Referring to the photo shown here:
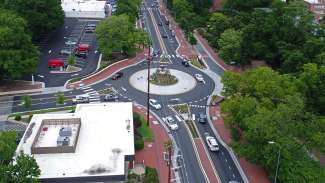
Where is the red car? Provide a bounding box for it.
[75,44,91,52]
[48,59,65,68]
[111,72,123,80]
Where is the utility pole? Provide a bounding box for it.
[147,45,151,126]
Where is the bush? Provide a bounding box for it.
[14,114,21,121]
[28,115,33,123]
[135,136,144,150]
[56,92,65,105]
[143,167,159,183]
[231,127,241,142]
[22,95,32,109]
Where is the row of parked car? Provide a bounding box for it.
[48,24,96,69]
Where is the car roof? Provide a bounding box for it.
[207,137,218,146]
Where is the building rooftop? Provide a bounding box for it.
[61,0,107,18]
[15,103,134,182]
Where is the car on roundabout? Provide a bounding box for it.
[181,59,190,67]
[204,132,219,151]
[149,99,161,110]
[111,72,123,80]
[163,116,178,130]
[195,73,204,82]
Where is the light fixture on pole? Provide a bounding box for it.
[268,141,281,183]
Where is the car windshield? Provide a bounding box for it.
[167,117,175,124]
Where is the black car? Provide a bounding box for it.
[75,51,87,59]
[111,72,123,80]
[158,21,163,26]
[104,93,119,101]
[162,33,168,38]
[198,113,207,123]
[182,60,190,67]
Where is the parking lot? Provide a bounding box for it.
[34,18,101,87]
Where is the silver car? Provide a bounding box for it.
[204,132,219,151]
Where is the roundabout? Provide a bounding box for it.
[129,68,197,95]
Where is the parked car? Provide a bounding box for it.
[65,38,78,46]
[59,49,72,55]
[198,113,207,123]
[149,99,161,110]
[111,72,123,80]
[104,93,119,101]
[75,44,91,52]
[195,74,204,82]
[163,116,178,130]
[72,94,90,104]
[181,60,190,67]
[204,132,219,151]
[48,59,65,69]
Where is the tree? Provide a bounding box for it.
[221,67,325,182]
[116,0,141,22]
[224,0,273,12]
[218,29,247,65]
[67,55,76,66]
[0,131,40,183]
[172,0,196,32]
[22,95,32,109]
[0,132,17,165]
[0,0,64,39]
[96,14,148,58]
[0,9,39,80]
[206,13,230,48]
[188,32,197,46]
[56,92,65,105]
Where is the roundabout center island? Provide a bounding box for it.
[129,68,197,95]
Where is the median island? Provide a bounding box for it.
[149,67,178,86]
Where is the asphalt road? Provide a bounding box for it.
[9,1,245,183]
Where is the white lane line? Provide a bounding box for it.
[83,88,94,92]
[80,86,90,89]
[87,91,98,94]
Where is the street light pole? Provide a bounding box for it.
[147,45,151,126]
[269,141,281,183]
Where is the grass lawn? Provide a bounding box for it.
[98,87,114,94]
[135,113,154,142]
[173,104,189,114]
[150,72,178,86]
[190,58,206,69]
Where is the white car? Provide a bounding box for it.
[163,116,178,130]
[72,94,90,104]
[204,132,219,151]
[149,99,161,110]
[195,74,204,82]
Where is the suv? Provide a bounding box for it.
[204,132,219,151]
[153,49,160,56]
[72,94,90,104]
[149,99,161,110]
[198,113,207,123]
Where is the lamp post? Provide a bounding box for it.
[146,45,151,126]
[268,141,281,183]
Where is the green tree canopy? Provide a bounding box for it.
[205,12,230,48]
[221,67,325,182]
[0,131,17,165]
[0,9,39,80]
[116,0,141,22]
[96,14,149,58]
[0,0,64,39]
[218,29,247,65]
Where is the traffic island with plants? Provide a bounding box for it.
[133,112,154,151]
[150,68,178,86]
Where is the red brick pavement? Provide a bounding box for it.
[133,105,171,183]
[209,105,271,183]
[66,49,148,89]
[194,139,220,183]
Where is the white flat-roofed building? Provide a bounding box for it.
[15,102,134,183]
[61,0,108,19]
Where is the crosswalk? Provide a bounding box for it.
[79,86,101,103]
[154,54,185,59]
